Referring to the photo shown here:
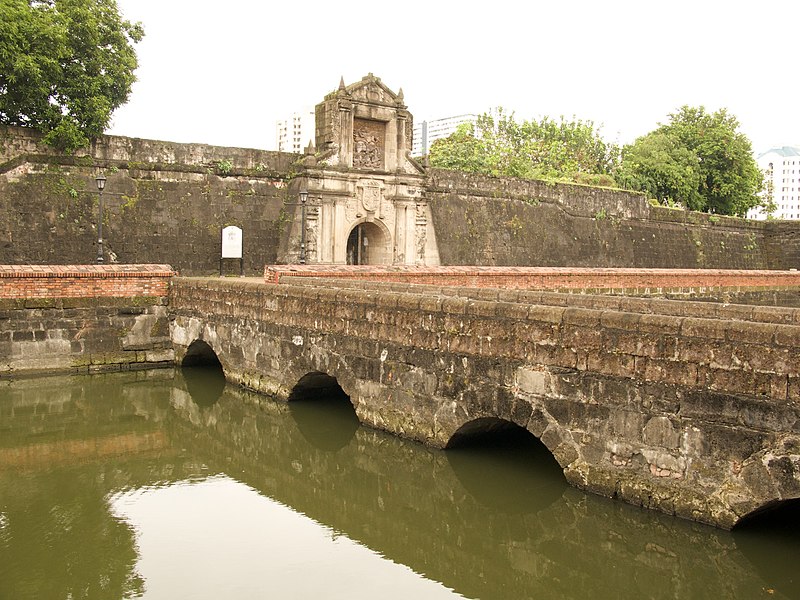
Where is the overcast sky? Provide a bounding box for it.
[108,0,799,154]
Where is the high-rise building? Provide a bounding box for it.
[412,114,478,156]
[748,146,800,220]
[275,108,315,153]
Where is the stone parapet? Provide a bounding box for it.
[264,264,800,296]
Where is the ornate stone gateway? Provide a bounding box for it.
[289,74,439,266]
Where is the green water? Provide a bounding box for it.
[0,369,797,600]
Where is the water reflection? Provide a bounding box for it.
[0,371,798,600]
[734,501,800,598]
[446,426,564,515]
[182,366,226,408]
[288,374,359,452]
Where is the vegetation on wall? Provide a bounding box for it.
[617,106,763,217]
[0,0,144,153]
[428,109,619,186]
[428,105,766,217]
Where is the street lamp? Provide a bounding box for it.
[299,188,308,264]
[95,172,107,264]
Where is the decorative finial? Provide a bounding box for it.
[398,87,404,100]
[338,76,346,91]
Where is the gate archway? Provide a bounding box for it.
[346,221,391,265]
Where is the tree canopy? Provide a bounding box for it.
[0,0,144,152]
[428,110,619,186]
[618,106,763,216]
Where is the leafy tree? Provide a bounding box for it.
[0,0,144,153]
[616,132,704,210]
[429,109,619,185]
[618,106,763,216]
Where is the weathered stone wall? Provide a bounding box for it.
[0,265,174,376]
[427,169,790,269]
[0,126,298,275]
[4,126,800,273]
[170,277,800,529]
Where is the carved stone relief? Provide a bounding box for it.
[415,202,428,263]
[353,118,385,169]
[357,179,383,213]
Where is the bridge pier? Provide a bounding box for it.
[169,277,800,529]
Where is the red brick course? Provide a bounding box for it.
[0,264,175,298]
[264,265,800,292]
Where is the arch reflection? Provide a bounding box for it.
[288,372,359,451]
[446,418,566,514]
[181,340,225,408]
[734,499,800,597]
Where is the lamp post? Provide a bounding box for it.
[95,172,107,264]
[299,188,308,264]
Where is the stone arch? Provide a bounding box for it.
[182,339,223,371]
[729,437,800,528]
[445,416,566,514]
[288,371,360,451]
[179,339,226,408]
[288,371,352,405]
[446,416,525,449]
[346,219,392,265]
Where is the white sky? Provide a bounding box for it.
[108,0,800,154]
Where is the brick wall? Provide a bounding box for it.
[0,264,175,376]
[0,264,174,299]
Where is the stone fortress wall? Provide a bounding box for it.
[2,125,800,274]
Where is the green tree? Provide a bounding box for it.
[429,109,619,185]
[618,106,763,216]
[0,0,144,153]
[616,132,704,210]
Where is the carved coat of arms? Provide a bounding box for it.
[357,179,383,213]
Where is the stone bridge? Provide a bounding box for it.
[169,275,800,529]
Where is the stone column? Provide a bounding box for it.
[338,101,353,168]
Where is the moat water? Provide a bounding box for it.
[0,369,797,599]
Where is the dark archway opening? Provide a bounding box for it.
[180,340,225,408]
[288,372,359,451]
[734,499,800,597]
[446,417,566,514]
[346,221,389,265]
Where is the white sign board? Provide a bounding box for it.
[221,226,243,258]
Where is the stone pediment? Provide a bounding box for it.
[324,73,406,109]
[316,74,421,174]
[345,74,405,108]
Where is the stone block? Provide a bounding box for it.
[638,313,683,335]
[515,366,549,396]
[642,416,680,449]
[586,351,635,379]
[608,409,644,443]
[527,304,565,324]
[681,318,727,341]
[599,311,640,331]
[697,366,775,398]
[636,357,698,387]
[726,321,776,345]
[562,324,604,350]
[465,300,496,318]
[562,307,601,328]
[774,324,800,347]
